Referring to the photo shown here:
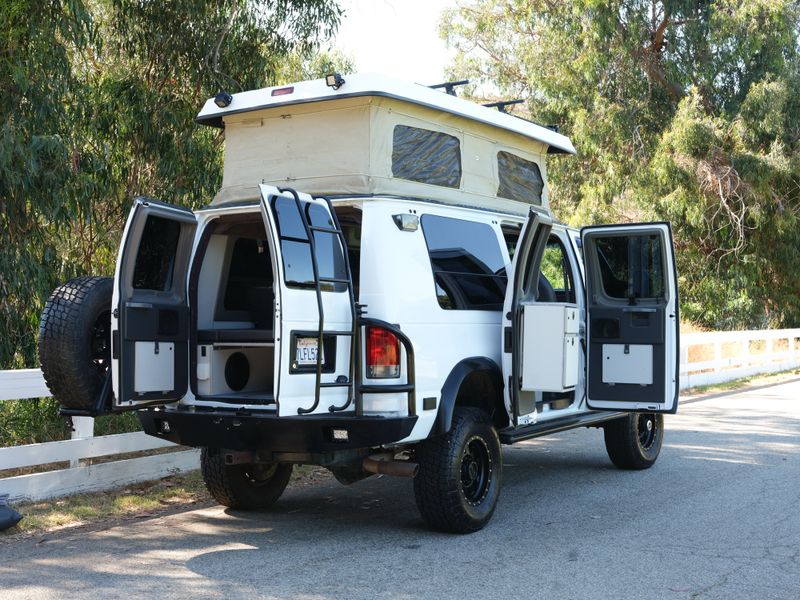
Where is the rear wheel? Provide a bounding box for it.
[201,448,293,510]
[603,413,664,470]
[414,407,502,533]
[38,276,113,410]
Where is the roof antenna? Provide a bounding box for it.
[429,79,470,96]
[482,99,525,114]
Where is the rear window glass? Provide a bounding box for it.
[271,196,347,292]
[392,125,461,188]
[497,152,544,204]
[593,234,666,300]
[132,215,181,291]
[421,215,506,311]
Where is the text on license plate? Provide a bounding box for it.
[295,337,323,366]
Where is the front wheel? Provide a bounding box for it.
[603,413,664,470]
[414,408,503,533]
[201,448,293,510]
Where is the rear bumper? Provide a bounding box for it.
[138,407,418,455]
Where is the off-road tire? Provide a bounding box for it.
[201,448,293,510]
[414,407,502,533]
[38,276,113,410]
[604,413,664,470]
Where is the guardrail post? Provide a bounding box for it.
[714,340,722,374]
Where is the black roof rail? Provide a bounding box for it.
[429,79,470,96]
[482,99,525,113]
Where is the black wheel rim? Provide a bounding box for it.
[637,414,658,450]
[90,310,112,376]
[460,435,492,506]
[244,463,278,487]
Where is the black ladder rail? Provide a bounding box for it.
[318,195,359,413]
[278,187,327,415]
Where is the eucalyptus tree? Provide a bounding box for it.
[442,0,800,328]
[0,0,342,369]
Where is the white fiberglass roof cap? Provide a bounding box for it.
[196,72,576,155]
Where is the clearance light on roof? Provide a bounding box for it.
[325,73,345,90]
[271,86,294,97]
[366,326,400,379]
[214,91,233,108]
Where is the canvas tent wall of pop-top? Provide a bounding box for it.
[196,74,576,216]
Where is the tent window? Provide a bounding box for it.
[391,125,461,188]
[497,151,544,204]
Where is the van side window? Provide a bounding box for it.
[497,152,544,205]
[392,125,461,188]
[271,196,347,292]
[132,215,181,291]
[421,215,506,311]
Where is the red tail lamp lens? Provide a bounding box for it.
[366,326,400,378]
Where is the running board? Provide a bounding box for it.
[499,411,626,445]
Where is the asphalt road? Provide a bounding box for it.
[2,380,799,600]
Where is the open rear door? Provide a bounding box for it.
[259,185,355,416]
[582,223,679,413]
[112,198,197,409]
[501,208,553,426]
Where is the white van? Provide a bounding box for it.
[39,74,679,533]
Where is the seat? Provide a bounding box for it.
[537,273,557,302]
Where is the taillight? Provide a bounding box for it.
[366,326,400,378]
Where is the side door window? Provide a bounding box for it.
[538,236,576,303]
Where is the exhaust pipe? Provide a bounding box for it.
[362,454,419,478]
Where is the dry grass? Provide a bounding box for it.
[0,464,329,543]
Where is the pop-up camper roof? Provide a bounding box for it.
[196,73,576,214]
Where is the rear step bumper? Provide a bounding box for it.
[138,408,418,455]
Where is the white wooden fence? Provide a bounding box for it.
[1,370,199,503]
[2,328,800,503]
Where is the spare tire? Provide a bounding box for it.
[38,276,113,410]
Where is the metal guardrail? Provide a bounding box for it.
[2,328,799,502]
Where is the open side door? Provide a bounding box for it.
[112,198,197,409]
[259,185,355,416]
[582,223,679,413]
[501,209,553,426]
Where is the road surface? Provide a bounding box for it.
[2,380,799,599]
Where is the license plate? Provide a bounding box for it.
[295,337,323,366]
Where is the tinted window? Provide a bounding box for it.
[594,234,665,300]
[421,215,506,310]
[223,238,273,311]
[392,125,461,188]
[132,215,181,291]
[497,152,544,204]
[271,196,347,292]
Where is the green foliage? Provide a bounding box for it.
[1,0,342,443]
[0,0,342,370]
[443,0,800,329]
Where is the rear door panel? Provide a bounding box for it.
[112,199,197,409]
[582,223,679,413]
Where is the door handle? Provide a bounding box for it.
[127,302,154,309]
[622,307,656,313]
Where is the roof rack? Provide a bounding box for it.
[428,79,470,96]
[482,99,525,114]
